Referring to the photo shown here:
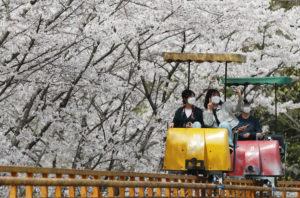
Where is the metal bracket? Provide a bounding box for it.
[185,158,205,170]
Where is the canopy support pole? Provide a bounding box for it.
[274,84,278,133]
[243,85,248,99]
[188,61,191,90]
[224,62,228,101]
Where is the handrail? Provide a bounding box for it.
[225,178,300,186]
[0,165,198,180]
[278,181,300,186]
[2,166,300,186]
[1,165,300,197]
[0,177,300,192]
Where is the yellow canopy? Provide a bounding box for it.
[163,52,246,63]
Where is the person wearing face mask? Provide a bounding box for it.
[203,88,243,150]
[236,101,263,140]
[169,89,204,128]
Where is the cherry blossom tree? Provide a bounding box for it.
[0,0,299,172]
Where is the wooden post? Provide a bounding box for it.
[55,173,62,198]
[68,174,75,198]
[156,178,162,197]
[250,190,256,198]
[187,179,192,197]
[129,176,135,197]
[297,183,300,198]
[218,186,225,198]
[180,179,185,197]
[138,177,145,197]
[80,175,88,197]
[40,173,48,197]
[108,176,114,197]
[25,173,33,198]
[147,177,153,197]
[206,181,212,197]
[119,176,125,198]
[9,172,17,198]
[173,179,178,197]
[296,183,300,198]
[282,190,286,198]
[91,175,101,198]
[165,178,171,197]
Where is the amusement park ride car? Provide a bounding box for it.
[162,52,294,183]
[226,76,293,179]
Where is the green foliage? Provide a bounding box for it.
[285,142,300,180]
[132,102,148,115]
[270,0,300,10]
[278,67,300,103]
[225,87,235,98]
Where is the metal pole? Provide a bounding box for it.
[243,85,248,99]
[224,62,228,101]
[188,61,191,90]
[275,84,278,133]
[233,133,238,172]
[284,132,287,180]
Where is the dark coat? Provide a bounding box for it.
[173,106,204,128]
[237,115,262,140]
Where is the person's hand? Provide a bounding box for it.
[237,124,248,132]
[243,133,250,138]
[169,123,174,128]
[207,102,214,111]
[237,127,245,132]
[256,133,263,139]
[186,122,192,128]
[235,87,242,98]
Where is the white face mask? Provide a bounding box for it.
[211,96,221,104]
[187,97,196,105]
[243,106,251,114]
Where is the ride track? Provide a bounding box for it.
[0,165,299,197]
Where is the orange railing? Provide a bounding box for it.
[0,166,200,197]
[0,166,300,197]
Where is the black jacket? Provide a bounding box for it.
[237,115,262,140]
[173,106,204,128]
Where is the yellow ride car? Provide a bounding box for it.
[163,128,231,173]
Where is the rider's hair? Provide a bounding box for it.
[204,89,220,109]
[181,89,195,104]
